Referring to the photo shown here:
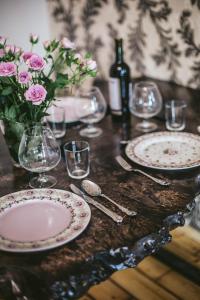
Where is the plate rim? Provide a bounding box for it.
[0,189,91,253]
[125,131,200,171]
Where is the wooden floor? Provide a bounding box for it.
[80,226,200,300]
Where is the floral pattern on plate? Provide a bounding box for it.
[0,189,91,252]
[125,131,200,170]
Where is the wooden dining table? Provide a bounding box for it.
[0,79,199,300]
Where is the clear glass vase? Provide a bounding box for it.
[2,120,26,166]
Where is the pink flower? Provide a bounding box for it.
[0,62,17,77]
[5,44,15,54]
[27,54,45,71]
[30,33,39,44]
[74,53,83,63]
[61,37,75,49]
[14,47,22,55]
[0,49,5,58]
[86,59,97,71]
[25,84,47,105]
[43,40,51,50]
[18,71,32,84]
[0,36,6,46]
[22,51,34,62]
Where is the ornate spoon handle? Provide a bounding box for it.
[70,184,123,223]
[101,194,137,217]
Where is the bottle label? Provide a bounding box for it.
[108,78,122,115]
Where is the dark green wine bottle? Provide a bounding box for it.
[109,38,131,122]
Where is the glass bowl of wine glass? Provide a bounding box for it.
[18,125,61,188]
[129,81,162,132]
[76,86,107,138]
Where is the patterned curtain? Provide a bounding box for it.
[48,0,200,89]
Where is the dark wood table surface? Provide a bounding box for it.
[0,79,199,300]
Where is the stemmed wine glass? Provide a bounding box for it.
[18,125,61,188]
[129,81,162,132]
[76,86,107,138]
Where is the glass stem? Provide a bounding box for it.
[87,124,93,129]
[142,119,150,128]
[38,173,47,183]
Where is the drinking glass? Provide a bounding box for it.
[130,81,162,132]
[63,141,90,179]
[76,86,107,138]
[18,125,61,188]
[46,105,66,138]
[165,100,187,131]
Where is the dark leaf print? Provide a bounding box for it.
[49,0,78,41]
[81,0,107,78]
[114,0,129,24]
[188,61,200,88]
[81,0,108,29]
[128,11,146,73]
[140,0,181,81]
[138,0,157,12]
[177,10,200,57]
[190,0,200,9]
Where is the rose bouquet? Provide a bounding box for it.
[0,34,97,163]
[0,34,97,124]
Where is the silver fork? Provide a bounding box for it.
[115,155,170,186]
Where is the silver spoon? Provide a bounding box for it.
[81,180,137,217]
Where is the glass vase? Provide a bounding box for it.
[2,120,26,166]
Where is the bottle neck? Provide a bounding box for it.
[115,39,123,63]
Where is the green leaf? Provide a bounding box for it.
[55,73,69,88]
[1,86,13,96]
[8,105,17,119]
[85,53,92,59]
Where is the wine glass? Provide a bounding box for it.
[18,125,61,188]
[130,81,162,132]
[76,86,107,138]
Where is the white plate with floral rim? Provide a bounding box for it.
[0,189,91,252]
[125,131,200,171]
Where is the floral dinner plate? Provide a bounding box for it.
[0,189,91,252]
[125,131,200,170]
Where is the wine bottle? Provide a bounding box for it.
[108,38,131,122]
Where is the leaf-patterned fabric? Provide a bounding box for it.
[48,0,200,89]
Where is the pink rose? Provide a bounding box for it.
[0,49,5,58]
[18,71,32,84]
[14,47,22,55]
[0,36,6,46]
[5,44,15,54]
[74,53,83,63]
[61,37,75,49]
[22,51,34,62]
[27,54,45,71]
[43,40,51,50]
[0,62,17,77]
[25,84,47,105]
[86,59,97,71]
[30,33,39,44]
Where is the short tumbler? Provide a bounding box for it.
[64,141,90,179]
[165,100,187,131]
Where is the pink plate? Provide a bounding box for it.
[0,189,91,252]
[47,97,91,123]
